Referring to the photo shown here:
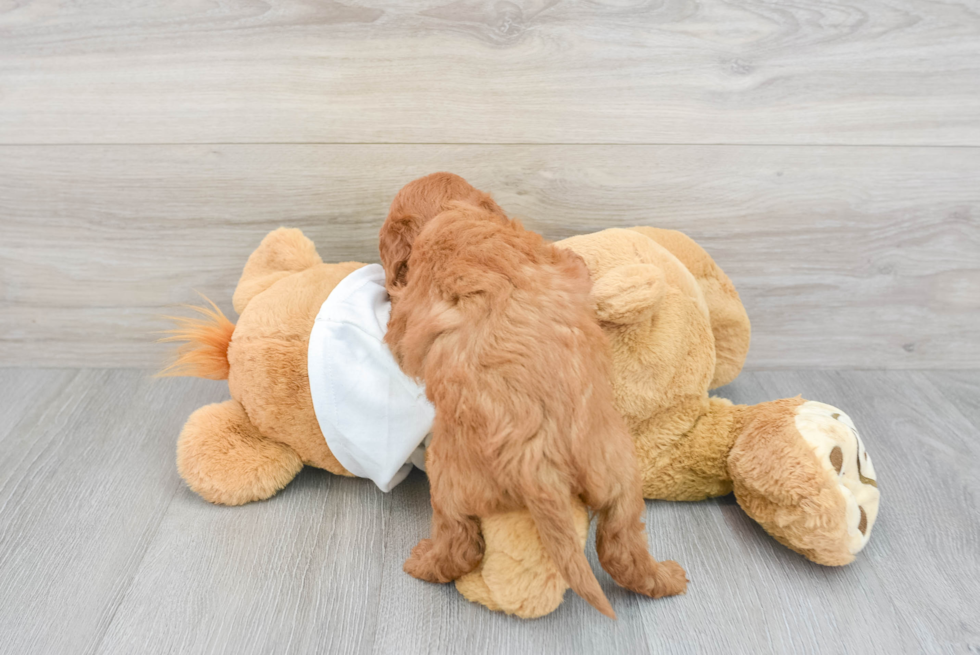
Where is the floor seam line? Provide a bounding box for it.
[88,478,183,655]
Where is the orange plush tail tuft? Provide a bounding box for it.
[157,295,235,380]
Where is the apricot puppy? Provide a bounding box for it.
[379,178,687,618]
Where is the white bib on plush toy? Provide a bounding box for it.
[308,264,435,492]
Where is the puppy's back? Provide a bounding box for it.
[407,207,614,454]
[401,206,630,617]
[410,207,592,310]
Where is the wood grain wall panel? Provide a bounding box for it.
[1,144,977,368]
[0,0,978,145]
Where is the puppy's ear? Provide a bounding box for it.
[591,264,666,325]
[477,192,506,218]
[379,212,422,289]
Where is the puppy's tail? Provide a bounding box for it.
[156,295,235,380]
[525,488,616,619]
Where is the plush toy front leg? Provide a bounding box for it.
[177,399,304,506]
[455,501,589,619]
[728,398,880,566]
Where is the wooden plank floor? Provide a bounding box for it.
[0,368,977,655]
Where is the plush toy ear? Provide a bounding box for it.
[591,264,666,325]
[378,212,423,290]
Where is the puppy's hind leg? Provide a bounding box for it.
[404,433,485,584]
[593,487,687,598]
[587,437,688,599]
[404,504,484,584]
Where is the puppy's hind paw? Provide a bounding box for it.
[403,539,455,584]
[652,560,688,598]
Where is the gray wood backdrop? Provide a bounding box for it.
[1,0,978,368]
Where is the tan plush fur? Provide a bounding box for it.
[728,397,857,566]
[456,220,875,615]
[177,399,303,506]
[226,257,359,476]
[164,182,877,619]
[379,202,687,618]
[453,499,590,618]
[626,226,751,389]
[167,228,358,507]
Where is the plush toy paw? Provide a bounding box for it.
[729,398,881,566]
[455,504,590,618]
[794,401,880,557]
[176,399,303,506]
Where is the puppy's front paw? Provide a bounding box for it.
[652,560,688,598]
[403,539,444,583]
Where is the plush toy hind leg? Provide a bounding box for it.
[177,399,304,506]
[232,227,323,314]
[728,398,880,565]
[455,501,589,618]
[627,226,751,389]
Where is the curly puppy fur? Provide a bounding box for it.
[379,173,687,618]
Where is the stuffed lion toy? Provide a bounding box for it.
[162,200,879,619]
